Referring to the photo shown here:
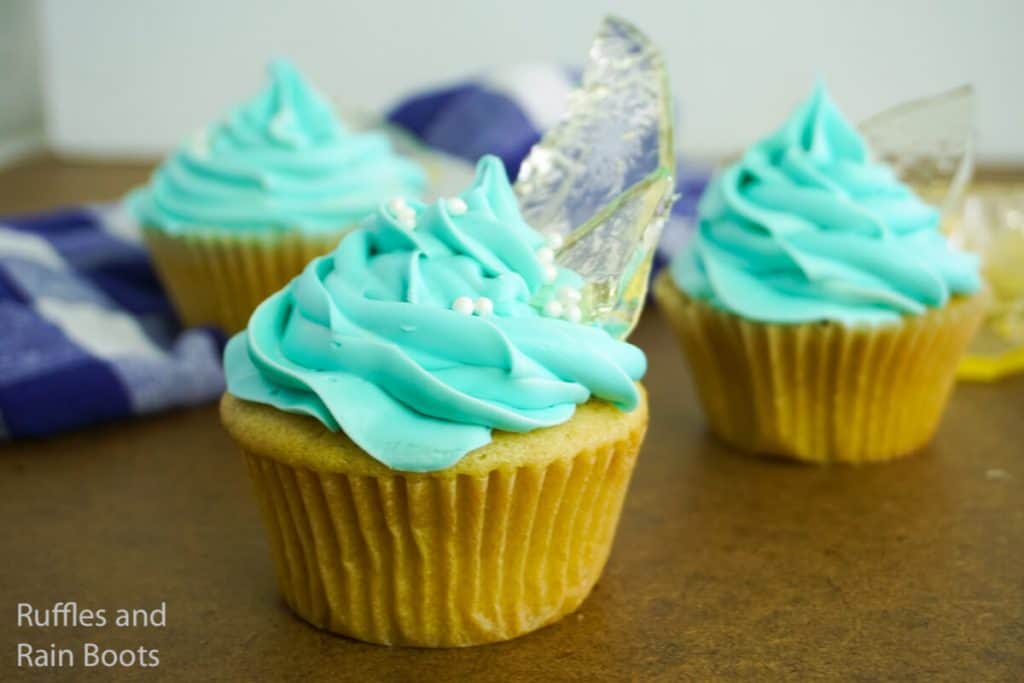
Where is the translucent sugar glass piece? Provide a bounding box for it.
[557,171,675,337]
[947,182,1024,380]
[515,15,676,338]
[859,85,975,213]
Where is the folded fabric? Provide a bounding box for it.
[389,64,579,179]
[0,206,225,438]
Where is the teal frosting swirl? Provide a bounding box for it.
[224,156,646,472]
[670,83,980,325]
[130,59,425,233]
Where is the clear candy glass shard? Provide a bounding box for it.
[858,84,975,213]
[557,173,676,337]
[515,15,676,339]
[947,182,1024,380]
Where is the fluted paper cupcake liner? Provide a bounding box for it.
[655,273,986,464]
[241,436,641,646]
[144,227,347,333]
[223,391,647,648]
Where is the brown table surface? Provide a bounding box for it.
[1,157,1022,682]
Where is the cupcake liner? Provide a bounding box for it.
[241,448,635,646]
[655,273,986,464]
[224,393,647,647]
[144,227,347,333]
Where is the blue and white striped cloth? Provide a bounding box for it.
[1,64,708,439]
[389,64,580,180]
[0,206,225,438]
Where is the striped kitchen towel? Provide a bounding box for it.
[389,64,580,180]
[0,205,224,438]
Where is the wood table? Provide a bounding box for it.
[1,158,1022,681]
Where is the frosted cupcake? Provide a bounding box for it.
[655,84,985,464]
[130,59,425,333]
[221,156,648,646]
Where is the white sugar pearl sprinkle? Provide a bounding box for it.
[452,296,475,315]
[543,300,564,318]
[542,264,558,284]
[565,304,582,324]
[388,197,408,213]
[545,232,564,249]
[446,197,468,215]
[557,286,581,303]
[473,297,494,316]
[536,246,555,264]
[398,214,417,230]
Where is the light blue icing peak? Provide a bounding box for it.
[670,82,981,325]
[130,59,425,233]
[225,156,646,472]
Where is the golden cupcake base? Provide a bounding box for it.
[220,388,648,647]
[655,273,986,464]
[143,227,346,334]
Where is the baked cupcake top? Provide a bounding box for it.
[129,59,425,234]
[670,83,981,325]
[224,156,646,472]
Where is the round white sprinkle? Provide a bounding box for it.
[446,197,468,215]
[542,264,558,284]
[545,232,564,249]
[543,300,564,318]
[474,297,494,316]
[388,197,408,213]
[536,246,555,264]
[565,304,582,324]
[452,296,475,315]
[398,213,417,230]
[557,286,581,303]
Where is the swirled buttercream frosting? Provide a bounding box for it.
[670,83,981,325]
[224,156,646,471]
[130,59,425,233]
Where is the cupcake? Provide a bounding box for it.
[220,156,649,646]
[130,59,426,333]
[655,83,985,464]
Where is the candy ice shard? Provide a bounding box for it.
[515,15,676,338]
[859,84,975,213]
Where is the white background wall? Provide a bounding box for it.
[0,0,43,164]
[35,0,1024,163]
